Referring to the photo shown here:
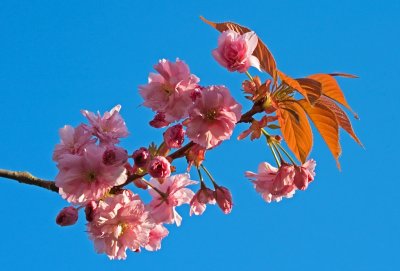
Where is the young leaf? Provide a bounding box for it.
[318,96,363,146]
[308,73,358,118]
[277,100,313,163]
[277,71,311,103]
[298,99,341,169]
[200,16,277,79]
[295,78,322,104]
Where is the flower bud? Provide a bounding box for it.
[132,147,150,167]
[56,206,78,226]
[147,156,171,178]
[214,186,233,214]
[149,112,170,128]
[85,201,97,222]
[163,124,185,149]
[103,146,128,166]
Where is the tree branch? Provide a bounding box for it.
[0,102,265,193]
[0,169,58,192]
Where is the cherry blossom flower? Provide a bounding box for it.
[294,159,316,190]
[149,112,170,128]
[55,144,127,204]
[147,156,171,179]
[245,162,296,203]
[53,124,95,162]
[56,206,78,226]
[81,105,128,145]
[163,124,185,149]
[212,30,260,73]
[145,224,169,251]
[132,147,151,168]
[184,85,242,149]
[102,146,128,167]
[189,187,216,216]
[148,174,197,226]
[139,59,200,123]
[214,186,233,214]
[87,190,155,260]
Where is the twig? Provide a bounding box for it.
[0,169,58,192]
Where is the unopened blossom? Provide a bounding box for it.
[149,112,170,128]
[81,105,128,145]
[56,206,78,226]
[212,30,260,73]
[145,224,169,251]
[147,156,171,179]
[87,190,155,260]
[55,144,127,204]
[184,85,242,149]
[103,146,128,166]
[148,174,197,226]
[163,124,185,149]
[53,124,95,162]
[190,187,216,216]
[132,147,151,168]
[85,201,97,222]
[245,162,296,203]
[294,159,316,190]
[139,59,200,123]
[215,186,233,214]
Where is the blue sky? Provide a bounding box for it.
[0,0,399,270]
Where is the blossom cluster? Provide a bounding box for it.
[53,28,319,260]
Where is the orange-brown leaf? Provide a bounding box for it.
[295,78,322,104]
[200,16,277,79]
[277,100,313,163]
[318,96,363,146]
[329,73,358,78]
[298,99,341,168]
[307,73,357,118]
[277,71,310,103]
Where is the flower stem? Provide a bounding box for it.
[196,166,206,188]
[245,71,254,82]
[274,142,298,165]
[200,164,218,187]
[141,179,166,198]
[261,128,281,167]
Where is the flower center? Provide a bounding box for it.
[204,108,218,120]
[86,171,97,182]
[162,83,175,95]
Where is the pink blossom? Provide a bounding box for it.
[53,124,95,162]
[139,59,200,123]
[103,146,128,166]
[245,162,296,203]
[145,224,169,251]
[212,30,260,73]
[55,144,127,204]
[132,147,151,168]
[85,201,97,222]
[215,186,233,214]
[163,124,185,148]
[149,112,170,128]
[294,159,316,190]
[184,85,242,149]
[148,174,197,226]
[87,190,155,260]
[56,206,78,226]
[81,105,128,145]
[147,156,171,179]
[190,187,216,216]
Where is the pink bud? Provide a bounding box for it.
[147,156,171,178]
[214,186,233,214]
[149,112,170,128]
[132,147,150,167]
[56,206,78,226]
[85,201,97,222]
[294,159,316,190]
[163,124,185,149]
[103,146,128,166]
